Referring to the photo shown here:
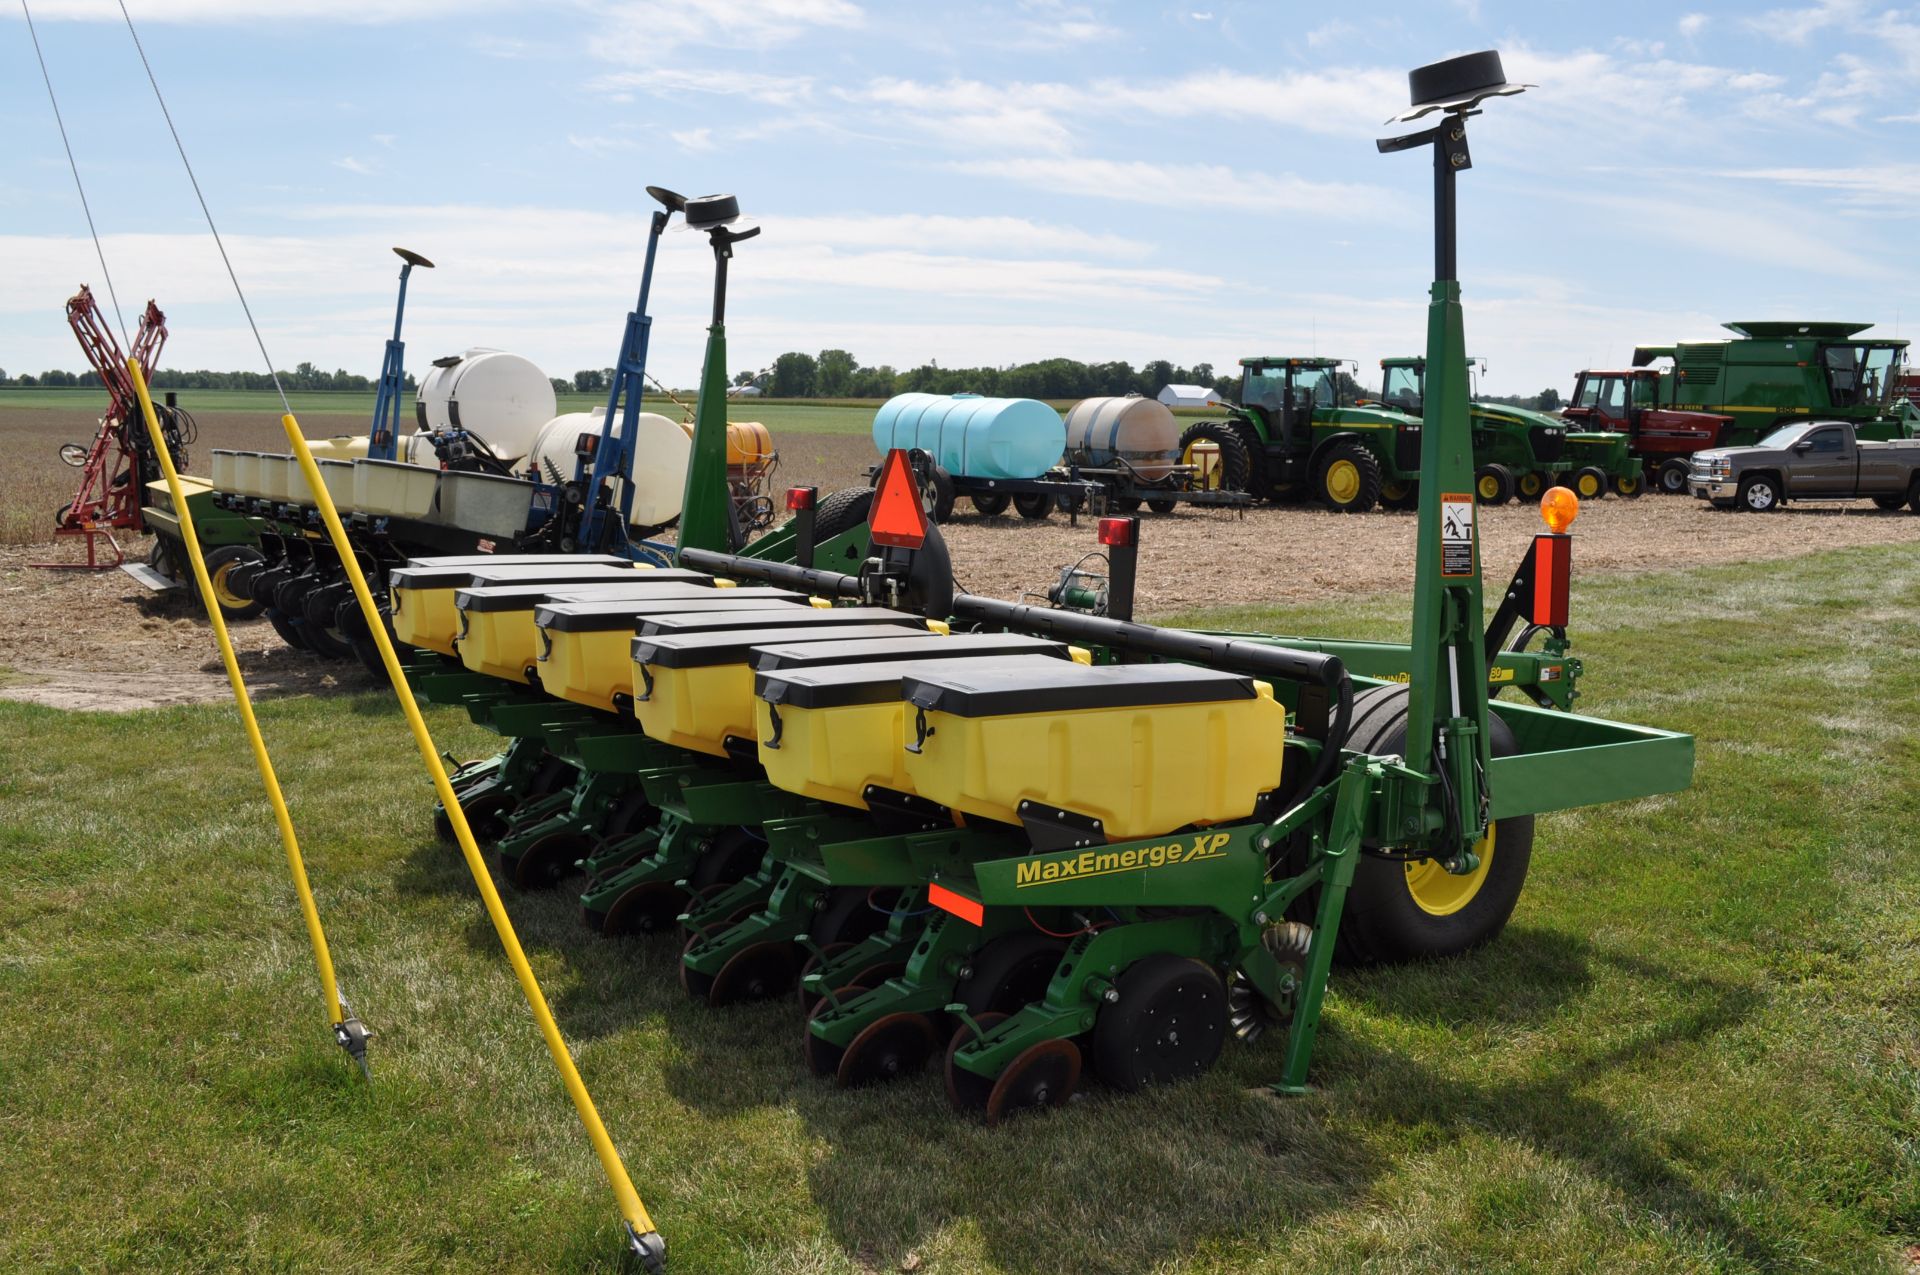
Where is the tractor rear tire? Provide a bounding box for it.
[1177,421,1252,494]
[1013,492,1054,521]
[202,544,266,621]
[971,492,1012,517]
[1314,441,1382,513]
[812,486,873,543]
[1225,419,1272,496]
[1569,467,1609,500]
[1329,684,1534,964]
[1474,464,1514,506]
[1612,470,1644,498]
[1656,459,1691,494]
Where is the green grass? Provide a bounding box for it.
[2,546,1917,1272]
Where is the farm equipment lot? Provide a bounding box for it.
[1,543,1915,1272]
[6,402,1920,711]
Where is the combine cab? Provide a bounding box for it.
[1376,356,1638,503]
[1178,357,1424,512]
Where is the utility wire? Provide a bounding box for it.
[21,0,129,348]
[115,0,292,415]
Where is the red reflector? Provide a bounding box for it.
[1097,516,1137,547]
[1532,533,1570,628]
[786,485,816,511]
[927,882,983,926]
[869,449,928,550]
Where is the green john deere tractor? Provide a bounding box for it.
[1177,357,1424,512]
[1375,356,1640,504]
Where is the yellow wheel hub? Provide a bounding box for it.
[1576,473,1601,498]
[1381,480,1411,502]
[1477,474,1500,501]
[1404,823,1495,916]
[1618,474,1639,494]
[1518,472,1542,497]
[1325,459,1361,504]
[210,559,249,610]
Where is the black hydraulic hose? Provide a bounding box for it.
[677,547,863,599]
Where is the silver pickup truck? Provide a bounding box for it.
[1690,421,1920,512]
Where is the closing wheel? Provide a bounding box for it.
[707,940,800,1007]
[953,931,1067,1017]
[593,880,688,936]
[202,544,266,620]
[1612,470,1644,498]
[1515,470,1546,502]
[985,1038,1081,1125]
[1012,492,1054,521]
[1091,954,1227,1092]
[678,924,727,1001]
[803,985,867,1078]
[1176,420,1252,493]
[944,1010,1008,1113]
[1474,464,1514,506]
[1570,466,1608,500]
[837,1011,938,1088]
[1331,684,1535,963]
[439,789,515,845]
[506,831,587,891]
[1656,458,1691,494]
[971,492,1011,517]
[1314,441,1382,513]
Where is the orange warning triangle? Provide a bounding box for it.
[869,448,928,549]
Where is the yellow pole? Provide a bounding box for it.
[124,360,363,1067]
[278,415,665,1267]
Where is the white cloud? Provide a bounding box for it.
[589,67,816,106]
[10,0,492,20]
[1678,12,1709,37]
[332,156,374,176]
[586,0,862,57]
[671,128,715,153]
[952,156,1389,215]
[1305,20,1356,50]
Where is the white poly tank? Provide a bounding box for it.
[1063,395,1181,481]
[530,410,691,528]
[415,348,556,461]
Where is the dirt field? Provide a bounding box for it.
[6,405,1920,711]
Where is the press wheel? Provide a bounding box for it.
[984,1038,1081,1125]
[506,830,587,891]
[803,985,867,1078]
[593,880,687,936]
[836,1011,937,1088]
[678,924,727,1001]
[943,1010,1007,1113]
[707,940,799,1007]
[1091,953,1227,1091]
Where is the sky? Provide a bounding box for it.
[2,0,1916,397]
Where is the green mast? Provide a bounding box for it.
[675,195,759,559]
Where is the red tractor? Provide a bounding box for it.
[40,286,191,567]
[1561,368,1732,494]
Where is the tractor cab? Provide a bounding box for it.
[1376,355,1487,416]
[1237,356,1350,444]
[1565,367,1733,493]
[1564,368,1661,432]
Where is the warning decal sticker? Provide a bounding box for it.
[1440,492,1475,577]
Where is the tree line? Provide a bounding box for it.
[0,362,417,393]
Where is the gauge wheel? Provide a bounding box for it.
[202,544,266,620]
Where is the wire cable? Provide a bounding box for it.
[21,0,128,347]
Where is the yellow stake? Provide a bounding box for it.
[124,360,358,1056]
[278,415,665,1266]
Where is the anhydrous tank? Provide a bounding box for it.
[530,410,691,527]
[871,393,1064,480]
[1064,395,1180,481]
[416,348,556,461]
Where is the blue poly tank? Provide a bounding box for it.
[871,393,1065,480]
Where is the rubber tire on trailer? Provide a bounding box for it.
[971,492,1012,517]
[925,466,956,524]
[1515,471,1546,502]
[1108,496,1143,514]
[812,486,874,542]
[1871,494,1906,511]
[952,931,1067,1017]
[1474,464,1515,507]
[1656,459,1692,494]
[1737,474,1782,512]
[1332,684,1535,964]
[1612,470,1644,498]
[1090,954,1228,1092]
[1314,440,1382,513]
[1569,466,1609,500]
[1906,477,1920,514]
[1145,497,1178,515]
[202,544,266,620]
[1013,492,1054,521]
[1176,421,1253,494]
